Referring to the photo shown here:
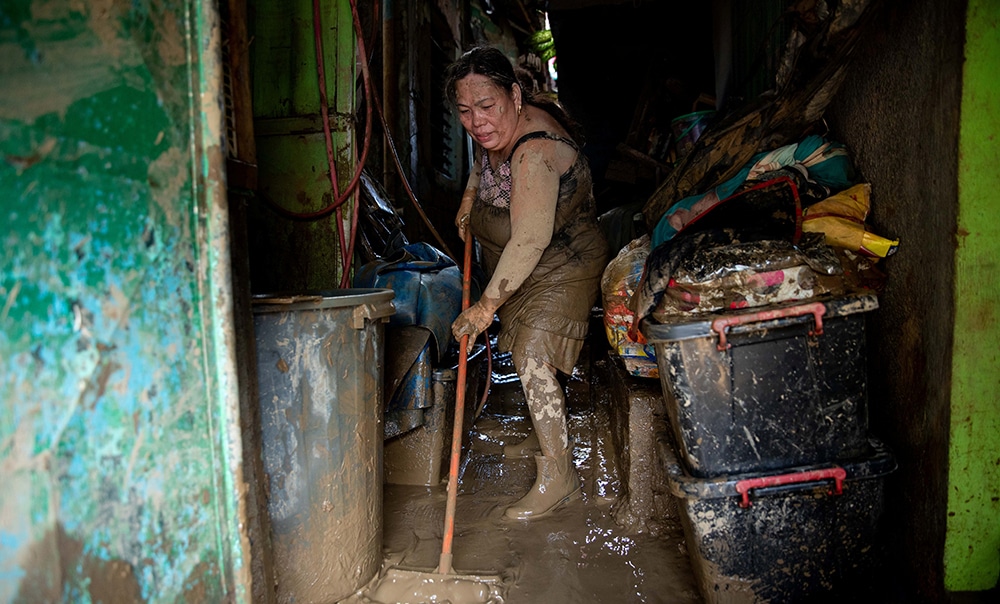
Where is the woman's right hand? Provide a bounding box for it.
[451,301,494,354]
[456,211,471,242]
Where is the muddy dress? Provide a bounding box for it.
[470,131,609,374]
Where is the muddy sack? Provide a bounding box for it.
[653,233,845,320]
[630,171,823,337]
[601,235,659,378]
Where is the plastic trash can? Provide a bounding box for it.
[252,289,394,603]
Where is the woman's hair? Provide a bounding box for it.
[444,46,584,145]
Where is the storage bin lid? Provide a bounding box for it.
[641,292,878,344]
[661,436,897,502]
[252,288,394,314]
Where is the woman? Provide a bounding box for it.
[445,46,609,520]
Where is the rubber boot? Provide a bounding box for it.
[503,431,541,459]
[503,448,581,520]
[504,432,576,459]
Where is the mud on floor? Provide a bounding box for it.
[346,344,702,604]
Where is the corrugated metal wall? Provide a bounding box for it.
[729,0,791,102]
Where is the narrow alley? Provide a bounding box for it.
[2,1,998,603]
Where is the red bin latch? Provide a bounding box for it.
[711,301,827,351]
[734,467,847,508]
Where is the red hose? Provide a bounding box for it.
[258,0,375,290]
[267,1,462,291]
[266,0,373,221]
[339,142,361,288]
[313,0,341,202]
[370,87,457,263]
[269,0,463,291]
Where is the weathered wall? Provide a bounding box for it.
[945,0,1000,591]
[248,0,357,294]
[0,1,251,601]
[826,0,966,599]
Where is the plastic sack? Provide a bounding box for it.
[601,235,658,378]
[803,183,899,258]
[655,265,839,320]
[670,235,842,284]
[354,242,463,362]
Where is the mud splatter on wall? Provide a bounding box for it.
[1,0,250,601]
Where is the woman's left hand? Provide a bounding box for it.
[452,302,494,353]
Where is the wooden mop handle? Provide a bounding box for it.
[439,233,474,574]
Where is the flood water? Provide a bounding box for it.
[347,339,702,604]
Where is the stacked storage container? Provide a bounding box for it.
[642,292,896,603]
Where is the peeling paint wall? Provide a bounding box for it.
[0,0,250,601]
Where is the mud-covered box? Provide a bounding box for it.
[642,293,878,477]
[657,424,897,603]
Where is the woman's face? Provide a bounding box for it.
[454,73,520,152]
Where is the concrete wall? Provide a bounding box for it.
[826,0,973,599]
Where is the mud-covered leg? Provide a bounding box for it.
[503,351,580,520]
[518,356,567,457]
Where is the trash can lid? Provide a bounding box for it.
[251,288,394,313]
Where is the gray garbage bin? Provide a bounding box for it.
[252,289,394,603]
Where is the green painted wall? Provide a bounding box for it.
[945,0,1000,591]
[247,0,358,293]
[0,1,251,601]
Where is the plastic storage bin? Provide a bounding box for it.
[253,289,395,603]
[657,425,896,604]
[642,293,878,477]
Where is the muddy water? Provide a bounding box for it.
[345,346,701,604]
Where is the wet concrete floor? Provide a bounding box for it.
[349,339,702,604]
